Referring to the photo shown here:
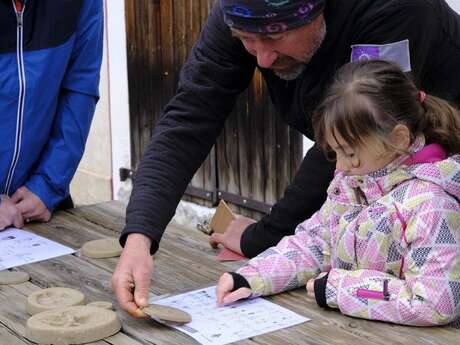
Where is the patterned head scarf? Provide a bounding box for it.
[220,0,325,34]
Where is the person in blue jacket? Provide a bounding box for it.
[0,0,103,230]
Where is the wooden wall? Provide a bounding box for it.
[125,0,302,217]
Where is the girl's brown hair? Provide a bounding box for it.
[313,60,460,156]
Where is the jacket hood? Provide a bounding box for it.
[408,155,460,202]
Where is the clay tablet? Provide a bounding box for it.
[142,304,191,324]
[26,305,121,345]
[27,287,86,315]
[0,270,30,285]
[87,301,113,310]
[81,238,122,258]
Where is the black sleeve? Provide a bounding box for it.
[240,143,335,258]
[120,4,255,254]
[313,273,329,309]
[229,272,251,292]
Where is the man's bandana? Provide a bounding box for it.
[220,0,325,34]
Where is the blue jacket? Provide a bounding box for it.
[0,0,103,210]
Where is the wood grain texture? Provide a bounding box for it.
[1,201,459,344]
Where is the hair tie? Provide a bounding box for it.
[418,90,426,103]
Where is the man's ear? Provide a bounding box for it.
[390,124,411,151]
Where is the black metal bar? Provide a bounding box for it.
[184,186,215,202]
[119,167,135,182]
[217,190,272,214]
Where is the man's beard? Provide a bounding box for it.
[273,64,307,81]
[273,22,327,81]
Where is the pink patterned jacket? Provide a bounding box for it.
[237,137,460,326]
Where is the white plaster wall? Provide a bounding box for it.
[105,0,132,203]
[70,0,131,206]
[70,15,112,206]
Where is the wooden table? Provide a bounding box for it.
[1,201,459,345]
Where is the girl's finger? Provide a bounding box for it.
[222,287,251,305]
[216,274,233,305]
[306,278,315,297]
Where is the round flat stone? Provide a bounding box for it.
[0,271,30,285]
[26,305,121,345]
[142,304,191,324]
[87,301,113,310]
[81,238,122,259]
[27,287,86,315]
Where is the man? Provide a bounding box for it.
[112,0,460,316]
[0,0,103,229]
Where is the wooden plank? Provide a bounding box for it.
[0,326,30,345]
[103,332,146,345]
[263,76,277,207]
[160,0,175,104]
[124,0,141,169]
[66,201,127,233]
[236,90,251,218]
[248,71,267,217]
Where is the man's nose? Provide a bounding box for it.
[254,42,278,68]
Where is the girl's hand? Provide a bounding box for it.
[0,195,24,230]
[216,272,251,305]
[306,272,329,298]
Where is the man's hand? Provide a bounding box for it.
[11,187,51,223]
[209,216,256,255]
[306,272,328,298]
[0,195,24,230]
[112,233,154,317]
[216,272,251,305]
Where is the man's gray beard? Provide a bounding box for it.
[274,64,307,81]
[274,23,327,81]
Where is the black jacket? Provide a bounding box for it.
[121,0,460,257]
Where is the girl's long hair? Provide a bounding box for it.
[313,60,460,155]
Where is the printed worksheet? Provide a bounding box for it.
[152,286,310,345]
[0,228,75,270]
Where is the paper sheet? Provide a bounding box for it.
[152,286,310,345]
[0,228,75,270]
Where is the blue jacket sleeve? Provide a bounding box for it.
[25,0,103,211]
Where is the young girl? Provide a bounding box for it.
[216,60,460,326]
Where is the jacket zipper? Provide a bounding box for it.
[4,0,26,195]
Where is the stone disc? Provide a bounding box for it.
[0,270,30,285]
[27,287,86,315]
[81,238,122,259]
[142,304,191,324]
[26,305,121,344]
[87,301,114,310]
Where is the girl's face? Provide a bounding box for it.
[326,132,398,176]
